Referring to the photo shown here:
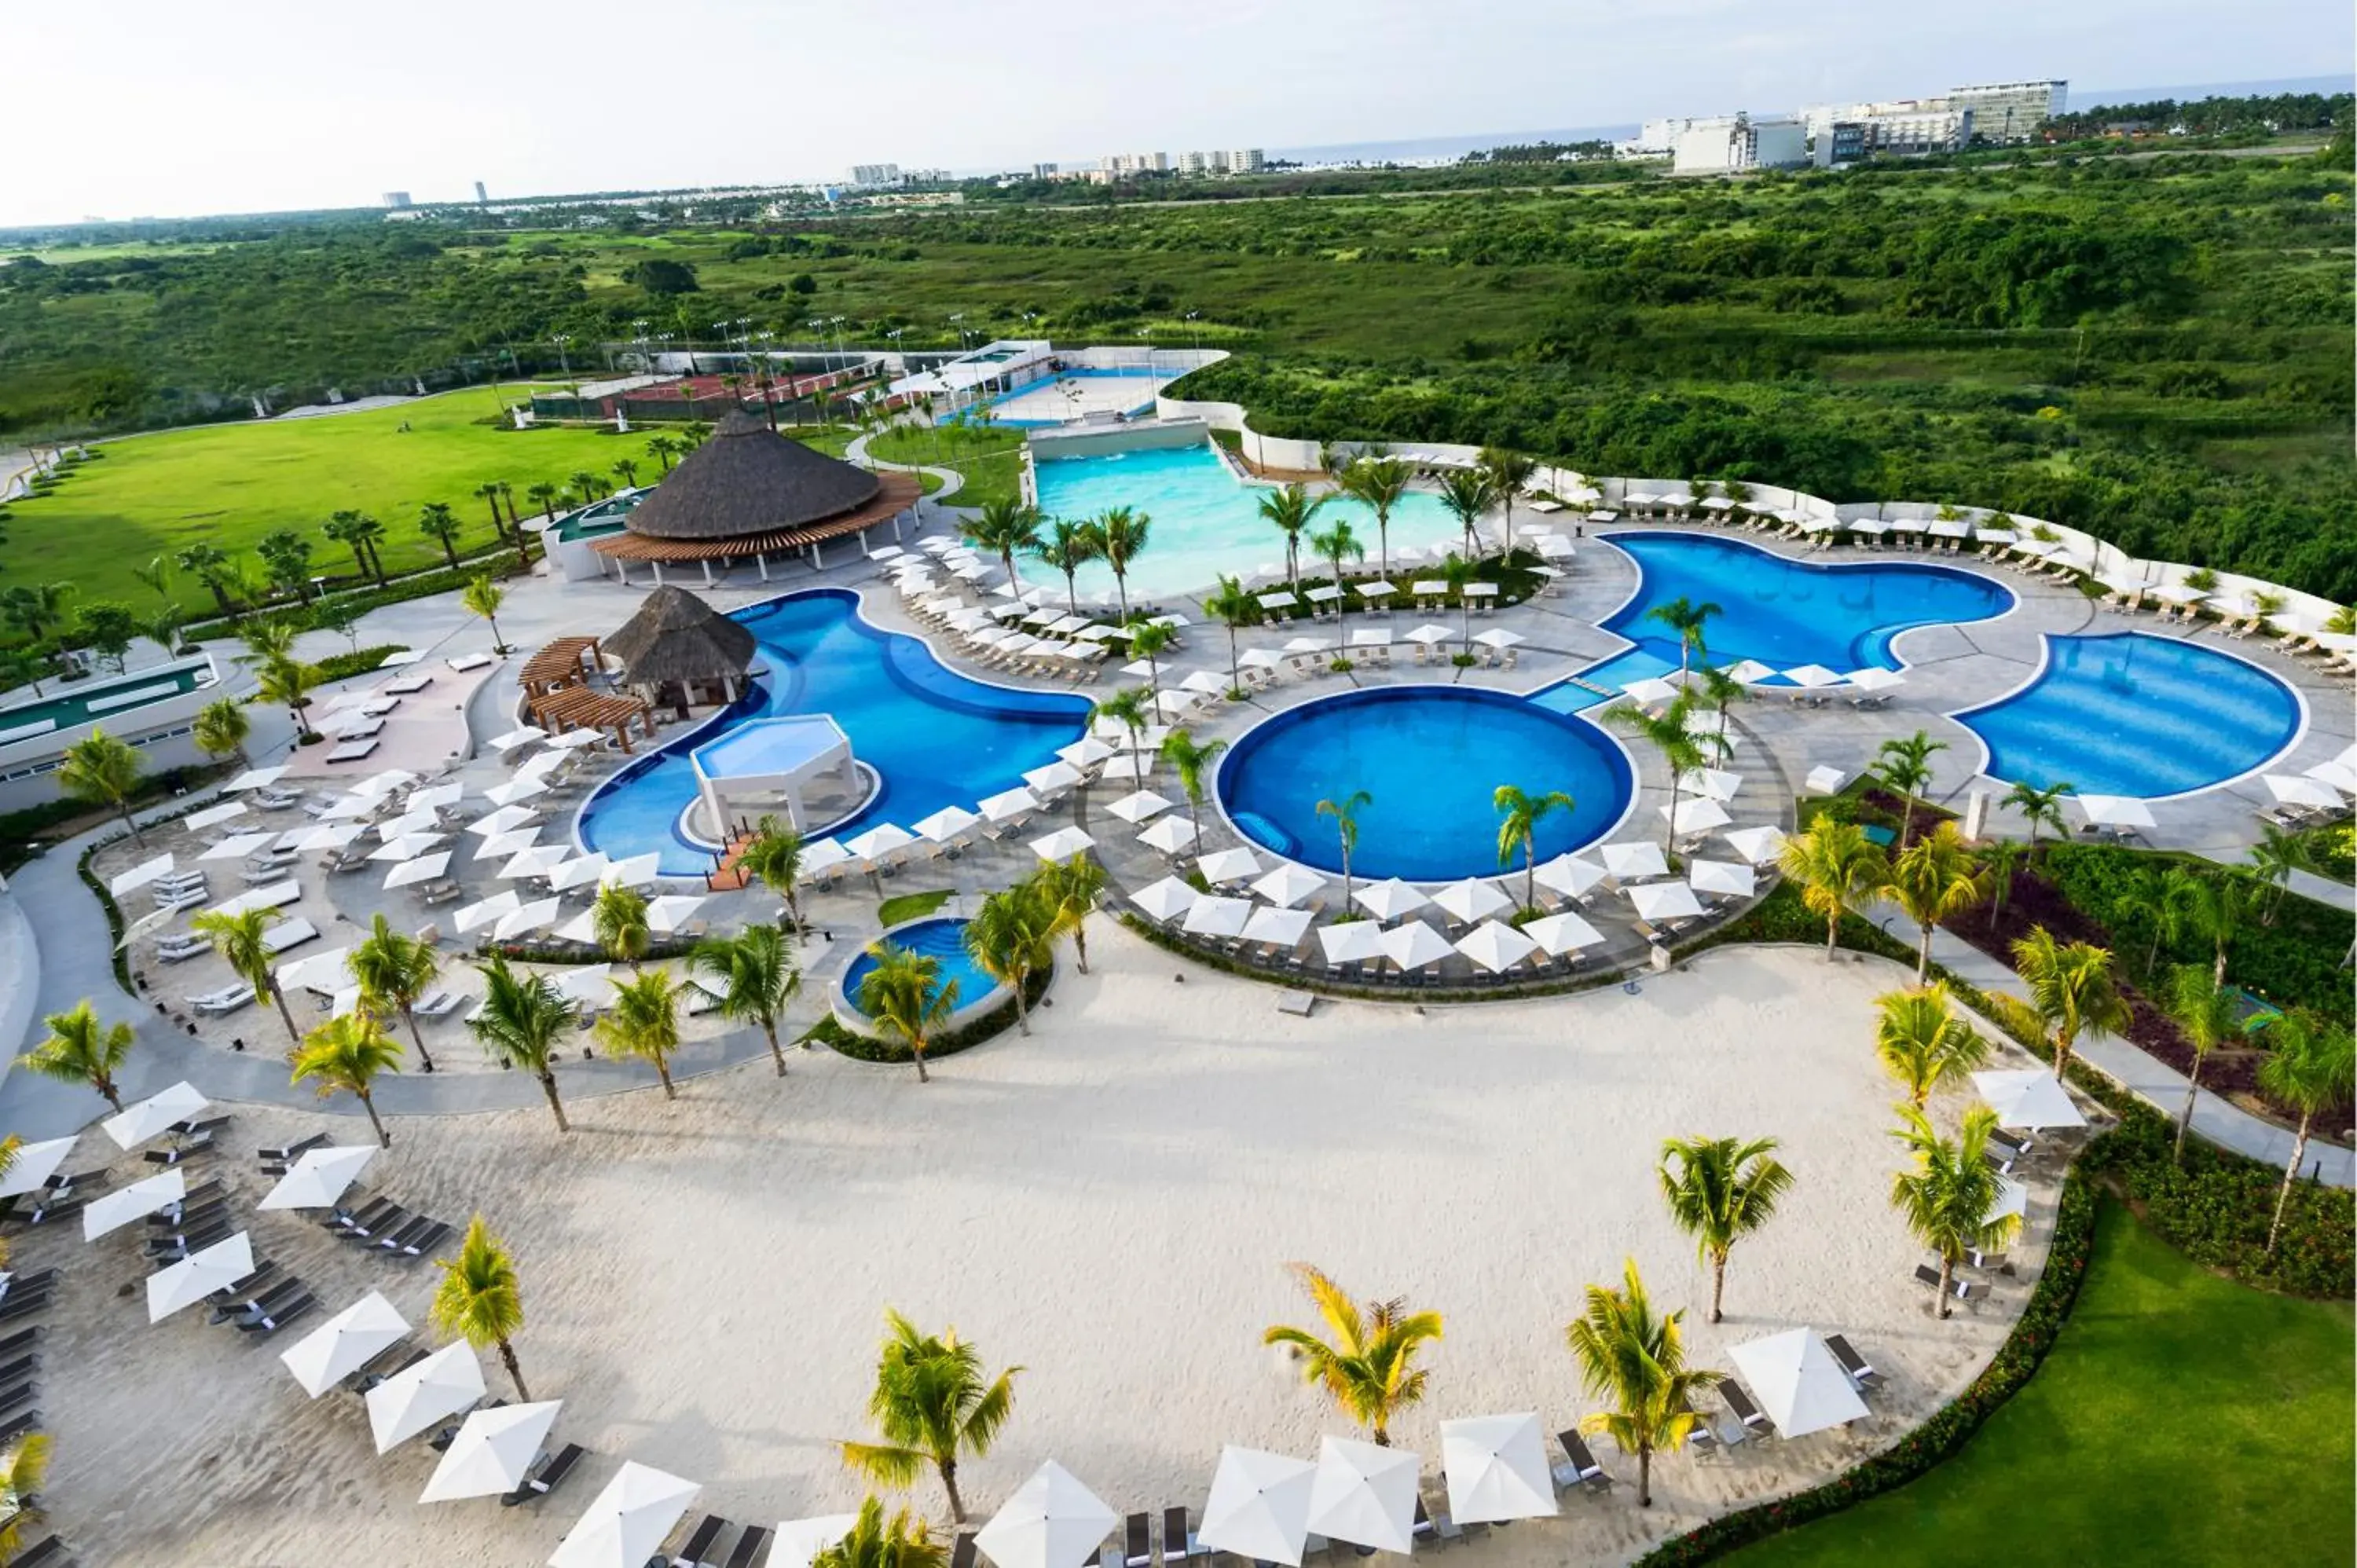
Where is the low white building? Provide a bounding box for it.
[0,653,225,813]
[1673,117,1807,175]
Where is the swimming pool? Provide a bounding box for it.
[1216,687,1636,883]
[1537,531,2015,712]
[577,590,1091,874]
[1029,441,1474,601]
[1955,632,2304,798]
[968,368,1170,428]
[839,918,999,1019]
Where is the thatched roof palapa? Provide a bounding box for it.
[623,411,880,541]
[605,586,757,687]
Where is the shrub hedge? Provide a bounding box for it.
[184,550,520,647]
[307,644,411,686]
[809,963,1053,1064]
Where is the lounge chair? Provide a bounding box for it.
[189,984,255,1016]
[1410,1497,1435,1544]
[1688,1422,1720,1455]
[1824,1334,1879,1388]
[1913,1263,1987,1302]
[412,990,461,1020]
[351,1346,431,1394]
[324,1196,400,1235]
[1554,1430,1608,1491]
[1159,1510,1194,1566]
[1124,1515,1152,1568]
[234,1292,316,1335]
[8,1536,64,1568]
[0,1411,40,1449]
[156,936,214,965]
[218,1277,309,1326]
[335,1203,409,1243]
[1721,1380,1772,1434]
[385,1218,452,1258]
[259,918,321,955]
[141,1138,215,1169]
[0,1328,43,1363]
[258,1131,331,1168]
[1,1271,57,1304]
[502,1442,587,1506]
[721,1526,773,1568]
[673,1514,732,1568]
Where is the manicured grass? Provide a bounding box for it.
[876,888,952,927]
[1724,1201,2355,1567]
[867,425,1022,511]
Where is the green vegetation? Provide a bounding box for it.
[1721,1202,2354,1567]
[875,889,952,928]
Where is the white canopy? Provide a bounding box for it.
[980,787,1041,824]
[645,895,708,934]
[147,1232,255,1323]
[197,831,276,863]
[1600,841,1669,880]
[843,825,915,861]
[455,890,523,934]
[1197,1446,1317,1568]
[258,1145,378,1211]
[1242,906,1314,948]
[487,726,548,753]
[1031,826,1098,862]
[1252,863,1329,909]
[768,1514,863,1568]
[1306,1437,1420,1555]
[1138,815,1197,855]
[368,1342,489,1453]
[1403,624,1457,646]
[548,852,612,892]
[1725,1329,1870,1438]
[224,764,289,792]
[1352,877,1430,921]
[1432,877,1512,925]
[1629,881,1706,922]
[102,1080,208,1150]
[499,844,573,881]
[1439,1412,1559,1524]
[2077,794,2156,829]
[467,804,540,837]
[1781,665,1846,689]
[1023,761,1084,795]
[494,898,563,940]
[280,1291,410,1397]
[1721,824,1788,866]
[1523,910,1605,955]
[1719,659,1777,683]
[912,805,984,841]
[1457,919,1538,973]
[1844,667,1906,693]
[1056,738,1116,768]
[1380,920,1456,972]
[1533,853,1607,899]
[1132,876,1200,921]
[1673,768,1744,802]
[420,1401,565,1504]
[385,852,453,889]
[1972,1068,2088,1130]
[1688,859,1757,898]
[485,777,548,808]
[0,1137,76,1200]
[1661,798,1733,835]
[548,1460,703,1568]
[1618,676,1681,706]
[1182,896,1255,939]
[1317,921,1387,964]
[1197,847,1263,884]
[82,1169,187,1240]
[2262,774,2342,810]
[552,965,613,1006]
[476,825,542,860]
[975,1460,1119,1568]
[367,832,445,864]
[183,800,250,832]
[108,852,178,897]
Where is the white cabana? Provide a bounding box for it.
[281,1291,410,1398]
[420,1401,566,1504]
[1523,910,1606,956]
[1439,1412,1559,1524]
[1351,877,1430,922]
[1629,881,1706,923]
[1973,1068,2088,1130]
[548,1461,704,1568]
[1725,1329,1870,1438]
[1132,877,1200,922]
[1457,920,1538,973]
[1243,906,1315,948]
[81,1170,187,1240]
[1252,863,1329,909]
[1688,859,1758,899]
[147,1232,255,1323]
[1599,841,1669,881]
[1105,790,1175,825]
[1431,877,1512,925]
[2077,794,2156,830]
[1660,797,1733,836]
[1316,920,1387,965]
[0,1138,75,1200]
[101,1081,208,1151]
[1533,853,1607,899]
[1138,815,1198,855]
[1030,826,1097,862]
[258,1145,378,1211]
[975,1460,1119,1568]
[367,1342,489,1453]
[454,890,523,935]
[1721,824,1788,866]
[1197,1446,1317,1568]
[1197,846,1263,885]
[1802,765,1848,795]
[1380,920,1456,973]
[1304,1436,1420,1555]
[1182,896,1256,939]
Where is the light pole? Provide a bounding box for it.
[552,333,572,375]
[827,316,849,372]
[632,319,651,376]
[1184,310,1202,357]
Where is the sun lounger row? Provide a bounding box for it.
[321,1196,450,1259]
[667,1512,775,1568]
[0,1272,60,1327]
[207,1260,316,1337]
[190,982,256,1016]
[500,1442,588,1507]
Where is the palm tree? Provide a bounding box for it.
[2162,965,2247,1163]
[1565,1258,1720,1505]
[1646,595,1722,682]
[1477,447,1536,555]
[1309,518,1365,639]
[254,651,319,743]
[2001,780,2076,848]
[1262,1264,1442,1446]
[1435,470,1494,562]
[58,729,145,843]
[840,1310,1021,1522]
[1200,575,1259,693]
[2256,1012,2355,1251]
[431,1214,531,1398]
[596,969,683,1099]
[1494,784,1575,912]
[611,457,641,492]
[1256,485,1325,594]
[1160,727,1229,857]
[691,924,801,1075]
[1030,853,1107,976]
[416,502,464,570]
[2120,863,2205,974]
[1886,822,1985,982]
[1872,731,1947,845]
[1889,1105,2022,1318]
[1089,507,1153,621]
[1603,694,1704,855]
[291,1013,405,1147]
[1034,518,1102,616]
[350,914,440,1072]
[961,500,1043,596]
[1874,984,1990,1106]
[473,482,511,543]
[0,1432,53,1563]
[591,883,652,969]
[1090,685,1153,757]
[816,1496,946,1568]
[1694,663,1749,730]
[19,999,134,1111]
[1317,790,1373,910]
[468,955,574,1132]
[739,815,807,931]
[2002,927,2130,1080]
[191,907,301,1043]
[858,941,958,1084]
[646,434,680,474]
[461,573,507,652]
[1438,549,1483,646]
[527,481,563,522]
[177,544,237,617]
[1124,619,1177,691]
[1779,819,1889,959]
[192,697,251,768]
[2183,870,2253,987]
[1336,456,1410,579]
[965,886,1056,1035]
[2246,823,2311,922]
[1658,1137,1794,1324]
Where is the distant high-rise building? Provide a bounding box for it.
[1033,162,1059,178]
[1943,80,2066,141]
[1226,148,1264,174]
[848,163,902,187]
[1672,117,1806,175]
[1176,151,1208,174]
[474,181,489,203]
[381,191,412,208]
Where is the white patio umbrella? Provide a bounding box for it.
[204,881,297,918]
[1197,846,1263,885]
[552,965,613,1007]
[82,1170,187,1240]
[368,1341,489,1453]
[493,897,563,940]
[1105,790,1175,824]
[1661,797,1733,836]
[1533,853,1607,899]
[1031,826,1097,861]
[1629,881,1706,922]
[1138,815,1197,855]
[1802,764,1847,795]
[1725,1329,1869,1439]
[1238,647,1285,669]
[1317,921,1386,965]
[368,832,445,863]
[1403,624,1456,647]
[1023,760,1084,795]
[1432,877,1511,925]
[467,804,540,837]
[1673,768,1744,802]
[1781,665,1846,690]
[1098,753,1155,784]
[148,1232,256,1323]
[600,852,662,889]
[1347,627,1393,648]
[281,1291,410,1397]
[1380,920,1456,973]
[1282,636,1334,656]
[646,895,708,934]
[548,1461,703,1568]
[1305,1436,1420,1555]
[1439,1412,1559,1524]
[552,908,601,946]
[384,852,453,890]
[2077,794,2156,830]
[483,776,549,809]
[799,840,852,877]
[102,1080,209,1150]
[1252,863,1329,908]
[2306,757,2357,796]
[500,845,573,881]
[1600,841,1669,880]
[318,793,380,821]
[1352,877,1430,921]
[376,808,443,841]
[258,1145,378,1211]
[1619,676,1681,706]
[1721,824,1787,866]
[1843,667,1906,693]
[1721,658,1777,683]
[420,1401,565,1504]
[0,1138,75,1200]
[1457,919,1539,973]
[1523,910,1605,956]
[1198,1446,1318,1568]
[1181,670,1229,695]
[183,800,249,833]
[108,852,178,897]
[2263,774,2343,810]
[1182,896,1255,939]
[975,1460,1119,1568]
[1354,580,1398,599]
[1132,876,1200,922]
[907,806,980,844]
[223,764,289,793]
[354,768,419,797]
[1056,738,1117,768]
[1972,1068,2088,1130]
[294,822,368,853]
[1995,1175,2030,1222]
[199,831,277,863]
[548,853,612,892]
[487,726,548,753]
[475,825,542,861]
[1256,591,1299,611]
[455,890,522,935]
[1472,628,1524,650]
[1688,859,1757,899]
[980,787,1041,824]
[768,1514,864,1568]
[840,825,915,864]
[275,945,354,994]
[1243,905,1314,948]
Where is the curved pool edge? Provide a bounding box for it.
[832,915,1014,1040]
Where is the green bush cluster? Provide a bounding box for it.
[0,760,233,873]
[306,644,411,686]
[185,555,515,648]
[810,963,1052,1064]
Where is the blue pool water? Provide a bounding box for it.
[962,368,1168,427]
[1538,532,2015,712]
[1030,441,1476,600]
[841,918,999,1016]
[1216,687,1636,882]
[1956,632,2303,798]
[577,590,1091,874]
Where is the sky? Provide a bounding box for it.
[2,0,2348,226]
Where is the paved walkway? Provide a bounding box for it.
[1869,899,2354,1187]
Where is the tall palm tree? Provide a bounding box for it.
[1872,731,1947,845]
[0,1432,53,1563]
[962,500,1043,598]
[1083,507,1152,621]
[1477,448,1536,555]
[1033,518,1102,617]
[1889,1105,2021,1318]
[965,885,1056,1036]
[1658,1137,1794,1324]
[350,914,440,1072]
[2246,823,2311,922]
[1336,456,1410,579]
[591,883,652,969]
[468,955,574,1132]
[859,941,958,1084]
[2256,1012,2355,1251]
[177,544,238,617]
[415,501,465,570]
[839,1310,1021,1522]
[1887,822,1986,982]
[1316,790,1373,910]
[1604,694,1704,855]
[192,697,251,768]
[2183,870,2253,988]
[527,480,563,520]
[596,969,683,1098]
[58,729,145,844]
[1255,485,1325,595]
[1029,853,1107,976]
[2161,965,2246,1163]
[1435,470,1494,562]
[1646,595,1722,682]
[461,573,507,652]
[739,815,807,931]
[1694,663,1749,730]
[431,1214,531,1398]
[1160,727,1229,857]
[1124,619,1176,691]
[1200,575,1259,693]
[1565,1258,1721,1506]
[190,907,301,1043]
[1976,838,2029,932]
[1309,518,1365,638]
[291,1013,405,1147]
[1779,819,1889,959]
[691,923,801,1075]
[2121,864,2205,975]
[610,457,641,492]
[473,482,511,543]
[19,999,134,1111]
[254,651,319,742]
[1090,685,1153,757]
[816,1496,946,1568]
[1874,984,1990,1106]
[2002,927,2130,1080]
[1262,1265,1442,1447]
[1494,784,1575,912]
[2000,780,2076,848]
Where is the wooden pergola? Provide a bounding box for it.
[521,636,605,702]
[529,683,656,753]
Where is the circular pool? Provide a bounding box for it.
[834,916,1009,1038]
[1217,687,1636,883]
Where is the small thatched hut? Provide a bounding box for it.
[606,585,757,718]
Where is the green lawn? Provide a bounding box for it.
[867,425,1021,511]
[1725,1202,2355,1567]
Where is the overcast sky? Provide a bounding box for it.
[3,0,2346,226]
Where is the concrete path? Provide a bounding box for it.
[845,427,967,505]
